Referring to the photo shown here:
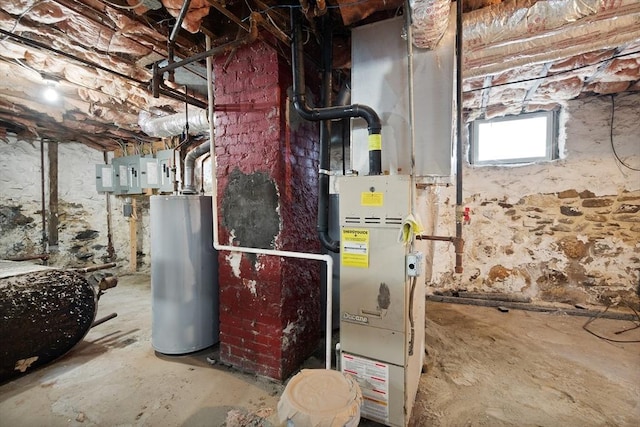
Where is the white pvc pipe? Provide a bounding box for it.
[205,36,335,371]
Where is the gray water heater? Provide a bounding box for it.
[150,195,219,354]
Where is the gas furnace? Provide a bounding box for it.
[339,174,425,427]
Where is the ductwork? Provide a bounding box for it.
[463,0,640,77]
[182,140,210,194]
[138,108,209,137]
[410,0,451,50]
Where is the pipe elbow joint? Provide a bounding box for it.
[318,231,339,253]
[292,98,314,121]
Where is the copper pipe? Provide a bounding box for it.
[416,235,465,273]
[416,235,455,242]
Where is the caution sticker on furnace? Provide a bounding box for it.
[342,353,389,424]
[341,228,369,268]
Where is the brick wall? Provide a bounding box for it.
[213,41,321,380]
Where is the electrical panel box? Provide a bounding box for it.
[155,149,174,193]
[339,175,425,427]
[112,155,142,195]
[140,156,160,189]
[95,164,114,193]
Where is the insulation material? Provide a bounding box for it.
[484,103,521,119]
[161,0,210,34]
[463,0,640,77]
[410,0,451,50]
[464,0,602,47]
[106,8,166,43]
[24,1,66,24]
[586,81,631,94]
[0,0,35,16]
[548,49,616,73]
[603,57,640,81]
[534,76,584,100]
[336,0,404,25]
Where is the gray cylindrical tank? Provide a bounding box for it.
[150,195,218,354]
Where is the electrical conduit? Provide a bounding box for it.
[454,0,464,273]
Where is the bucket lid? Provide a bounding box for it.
[278,369,363,427]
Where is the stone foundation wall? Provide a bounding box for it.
[428,93,640,309]
[0,137,149,270]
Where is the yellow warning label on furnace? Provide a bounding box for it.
[341,228,369,268]
[361,192,383,207]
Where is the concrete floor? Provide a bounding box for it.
[1,274,639,426]
[0,274,285,426]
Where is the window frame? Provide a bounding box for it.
[469,110,559,166]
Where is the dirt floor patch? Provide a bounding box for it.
[409,302,640,427]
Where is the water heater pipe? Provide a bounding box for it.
[290,8,383,176]
[200,152,211,194]
[182,141,210,194]
[205,36,335,370]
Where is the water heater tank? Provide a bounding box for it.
[150,195,219,354]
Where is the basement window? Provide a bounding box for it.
[470,110,558,166]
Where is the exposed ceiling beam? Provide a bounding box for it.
[205,0,249,32]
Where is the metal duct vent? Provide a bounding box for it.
[138,108,209,137]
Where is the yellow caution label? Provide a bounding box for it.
[368,134,382,151]
[341,228,369,268]
[361,192,383,207]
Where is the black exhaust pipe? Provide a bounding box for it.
[291,9,383,253]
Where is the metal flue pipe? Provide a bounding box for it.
[182,141,210,194]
